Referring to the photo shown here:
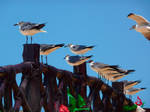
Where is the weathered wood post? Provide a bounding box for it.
[43,66,58,112]
[73,62,87,111]
[73,62,87,99]
[23,44,40,62]
[112,82,125,112]
[4,77,12,112]
[21,44,42,112]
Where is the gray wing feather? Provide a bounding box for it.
[69,56,81,63]
[40,44,55,51]
[71,45,87,51]
[21,22,39,31]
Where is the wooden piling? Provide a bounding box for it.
[73,62,87,99]
[21,44,42,112]
[22,44,40,62]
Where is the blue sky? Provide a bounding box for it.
[0,0,150,108]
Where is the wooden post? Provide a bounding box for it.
[23,44,40,62]
[43,66,58,112]
[92,87,104,112]
[21,44,42,112]
[112,82,124,112]
[112,82,124,93]
[73,62,87,99]
[4,81,12,111]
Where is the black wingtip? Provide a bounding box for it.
[141,88,146,90]
[87,55,93,58]
[35,23,45,29]
[136,80,141,84]
[128,13,134,17]
[126,70,135,74]
[87,46,95,49]
[55,43,65,47]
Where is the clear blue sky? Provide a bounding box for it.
[0,0,150,108]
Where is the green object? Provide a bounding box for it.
[141,102,145,108]
[73,107,90,112]
[67,88,90,112]
[123,104,137,111]
[68,92,76,111]
[78,94,86,107]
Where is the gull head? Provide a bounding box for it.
[87,60,94,63]
[14,21,25,26]
[64,55,70,59]
[68,44,73,47]
[64,44,72,47]
[129,25,136,30]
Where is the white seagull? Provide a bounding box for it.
[124,87,146,95]
[14,21,46,44]
[123,80,141,90]
[66,44,94,55]
[128,13,150,41]
[87,60,135,81]
[40,44,64,64]
[64,55,92,66]
[104,73,129,82]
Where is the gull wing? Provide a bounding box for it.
[69,56,81,63]
[40,44,55,51]
[31,23,45,30]
[71,45,86,51]
[141,32,150,40]
[128,13,149,25]
[21,22,45,30]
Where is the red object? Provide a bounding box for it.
[135,96,143,106]
[59,104,70,112]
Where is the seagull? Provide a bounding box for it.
[87,60,134,78]
[87,60,135,84]
[87,60,119,73]
[127,13,150,41]
[124,87,146,100]
[106,74,130,82]
[104,73,126,81]
[123,80,141,90]
[40,44,64,64]
[66,44,94,55]
[64,55,93,66]
[14,21,46,44]
[124,87,146,95]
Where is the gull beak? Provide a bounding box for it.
[14,23,18,26]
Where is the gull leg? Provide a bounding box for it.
[97,72,101,80]
[26,36,28,44]
[129,95,132,100]
[46,56,48,65]
[31,36,32,44]
[41,55,43,64]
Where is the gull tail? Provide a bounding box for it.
[55,44,65,47]
[86,55,93,59]
[125,70,135,74]
[87,46,95,49]
[141,88,146,90]
[135,80,141,84]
